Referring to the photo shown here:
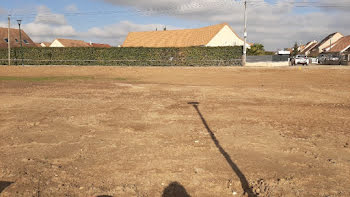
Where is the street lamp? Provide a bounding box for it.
[17,19,24,66]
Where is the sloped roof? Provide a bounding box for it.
[122,23,245,47]
[90,43,112,48]
[313,32,343,50]
[0,27,37,48]
[301,41,318,54]
[55,38,91,47]
[329,35,350,52]
[41,42,51,47]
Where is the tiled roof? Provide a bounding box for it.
[55,38,91,47]
[301,42,318,54]
[90,43,112,48]
[0,27,37,48]
[329,35,350,52]
[123,23,245,47]
[313,32,343,50]
[41,42,51,47]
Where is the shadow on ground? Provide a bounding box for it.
[95,195,113,197]
[188,102,256,197]
[0,181,13,194]
[162,182,190,197]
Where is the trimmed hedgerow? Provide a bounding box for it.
[0,46,242,66]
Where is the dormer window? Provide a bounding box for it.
[4,38,8,43]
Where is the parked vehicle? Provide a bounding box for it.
[318,54,327,64]
[328,54,341,65]
[290,55,309,66]
[318,54,342,65]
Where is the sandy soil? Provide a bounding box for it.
[0,66,350,197]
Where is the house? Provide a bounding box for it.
[40,42,52,47]
[328,35,350,53]
[50,38,91,47]
[309,32,343,56]
[0,27,37,48]
[300,40,318,56]
[89,43,112,48]
[298,44,306,52]
[327,35,350,65]
[122,23,251,48]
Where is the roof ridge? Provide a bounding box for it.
[128,23,228,34]
[123,23,249,48]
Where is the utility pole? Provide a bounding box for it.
[8,15,11,66]
[17,20,23,66]
[242,0,247,66]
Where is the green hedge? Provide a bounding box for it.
[0,47,242,66]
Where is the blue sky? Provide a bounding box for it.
[0,0,349,50]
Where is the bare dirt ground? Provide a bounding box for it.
[0,66,350,197]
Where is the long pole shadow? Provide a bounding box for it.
[0,181,13,194]
[188,102,256,197]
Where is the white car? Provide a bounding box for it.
[291,55,309,66]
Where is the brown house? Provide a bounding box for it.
[89,43,112,48]
[39,42,52,47]
[300,41,318,56]
[50,38,111,48]
[328,35,350,65]
[122,23,251,48]
[328,35,350,53]
[50,38,91,47]
[0,27,36,48]
[309,32,343,56]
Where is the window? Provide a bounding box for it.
[4,38,8,43]
[23,40,29,44]
[15,39,19,43]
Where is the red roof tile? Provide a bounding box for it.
[329,35,350,52]
[0,27,37,48]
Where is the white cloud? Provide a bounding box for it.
[83,20,179,45]
[4,1,350,50]
[22,6,76,42]
[34,5,67,25]
[99,0,350,50]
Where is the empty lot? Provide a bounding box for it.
[0,66,350,197]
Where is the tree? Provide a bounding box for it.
[292,42,299,56]
[247,43,265,56]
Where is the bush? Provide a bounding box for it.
[0,47,243,66]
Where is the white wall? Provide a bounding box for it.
[206,25,250,48]
[50,40,64,47]
[319,33,343,52]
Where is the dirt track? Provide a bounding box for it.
[0,66,350,197]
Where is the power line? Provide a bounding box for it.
[1,1,350,20]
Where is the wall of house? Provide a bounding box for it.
[206,25,250,48]
[319,33,343,52]
[50,40,64,47]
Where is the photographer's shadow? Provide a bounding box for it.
[162,182,190,197]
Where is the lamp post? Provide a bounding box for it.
[242,0,247,66]
[17,19,24,66]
